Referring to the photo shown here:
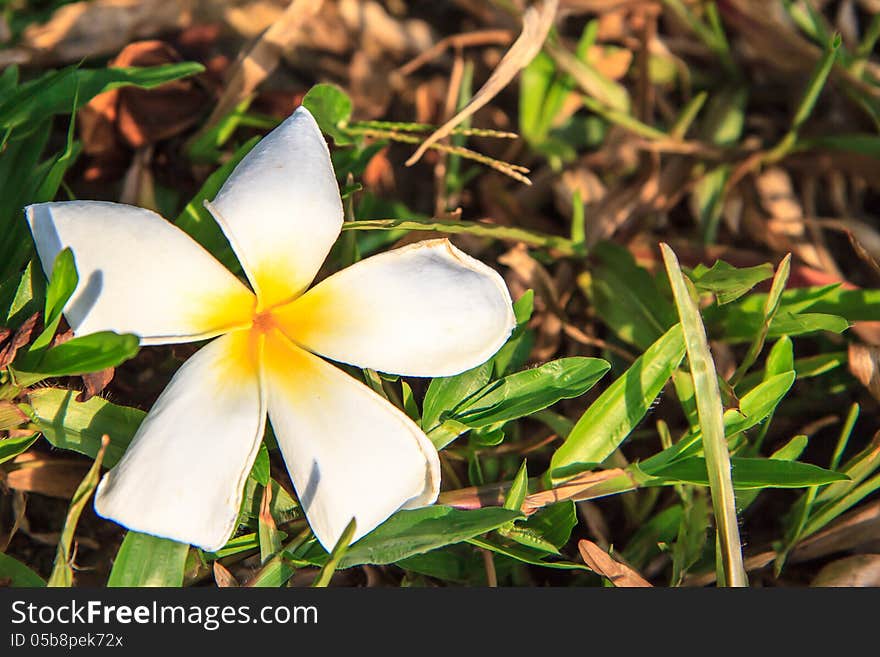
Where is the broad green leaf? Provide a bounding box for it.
[706,284,860,341]
[584,241,676,349]
[30,247,77,352]
[302,83,353,145]
[522,501,577,548]
[765,336,794,379]
[661,243,745,587]
[738,434,809,507]
[550,324,686,479]
[29,387,144,468]
[469,536,590,571]
[397,545,483,583]
[690,260,773,304]
[644,457,847,489]
[303,506,522,568]
[107,532,189,587]
[723,372,796,438]
[421,360,492,432]
[0,432,39,465]
[0,552,45,587]
[25,331,139,378]
[452,357,610,428]
[48,437,108,586]
[0,63,205,131]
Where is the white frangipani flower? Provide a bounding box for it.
[25,107,515,552]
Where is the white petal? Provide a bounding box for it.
[94,331,265,552]
[207,106,343,309]
[275,239,516,377]
[263,330,439,550]
[26,201,255,345]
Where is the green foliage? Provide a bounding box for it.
[107,533,190,587]
[0,553,46,587]
[302,507,522,568]
[302,83,353,146]
[29,388,144,468]
[550,324,686,479]
[690,260,773,305]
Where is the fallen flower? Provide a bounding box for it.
[26,106,515,551]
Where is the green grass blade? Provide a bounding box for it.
[312,519,357,587]
[47,435,108,587]
[729,254,791,385]
[660,243,746,587]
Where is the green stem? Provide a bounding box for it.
[342,218,580,256]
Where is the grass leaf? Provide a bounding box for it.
[47,434,108,587]
[661,243,746,587]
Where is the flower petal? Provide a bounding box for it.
[206,107,343,309]
[26,201,255,345]
[275,239,516,377]
[94,330,265,552]
[263,330,439,550]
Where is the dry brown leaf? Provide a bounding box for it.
[4,457,90,499]
[587,45,632,80]
[0,312,40,369]
[405,0,559,167]
[522,468,634,512]
[196,0,324,139]
[78,368,115,403]
[213,561,241,588]
[578,539,652,587]
[811,554,880,587]
[338,0,432,59]
[0,401,29,431]
[848,343,880,401]
[437,467,632,513]
[18,0,190,64]
[119,147,158,210]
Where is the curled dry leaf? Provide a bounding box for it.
[0,312,40,369]
[18,0,191,65]
[848,343,880,401]
[79,40,211,181]
[405,0,559,168]
[4,454,90,499]
[78,368,115,403]
[0,401,29,431]
[213,561,240,588]
[578,539,652,587]
[811,554,880,587]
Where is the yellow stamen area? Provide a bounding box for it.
[186,286,257,337]
[269,284,351,350]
